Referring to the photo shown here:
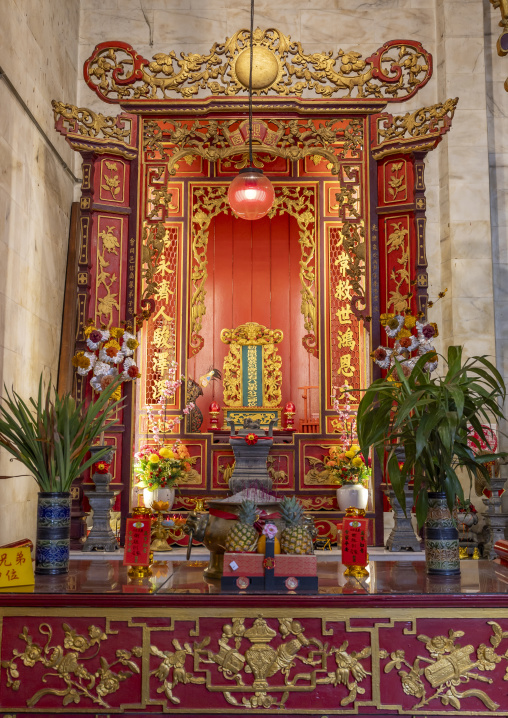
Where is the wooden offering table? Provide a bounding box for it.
[2,557,508,716]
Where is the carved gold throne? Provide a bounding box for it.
[220,322,283,430]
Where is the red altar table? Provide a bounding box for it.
[1,557,508,716]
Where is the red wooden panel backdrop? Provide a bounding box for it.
[187,211,319,428]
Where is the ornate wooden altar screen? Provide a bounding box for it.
[53,29,456,546]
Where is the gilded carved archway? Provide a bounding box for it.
[53,27,456,546]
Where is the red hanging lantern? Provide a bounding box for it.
[227,0,275,221]
[228,168,274,220]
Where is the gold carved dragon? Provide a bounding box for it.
[83,30,432,102]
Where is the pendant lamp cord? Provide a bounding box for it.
[248,0,254,166]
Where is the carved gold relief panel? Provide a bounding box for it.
[94,215,125,327]
[99,158,126,204]
[83,33,432,103]
[5,609,507,714]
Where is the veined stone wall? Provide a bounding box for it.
[0,0,80,545]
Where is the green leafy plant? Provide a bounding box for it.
[0,377,123,492]
[357,346,507,528]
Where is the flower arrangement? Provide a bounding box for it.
[134,361,197,497]
[134,440,190,492]
[371,309,439,378]
[326,444,371,488]
[329,384,371,488]
[72,321,141,398]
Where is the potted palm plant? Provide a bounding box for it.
[0,377,122,575]
[357,346,506,575]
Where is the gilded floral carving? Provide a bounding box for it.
[84,33,432,103]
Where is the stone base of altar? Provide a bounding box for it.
[0,557,507,716]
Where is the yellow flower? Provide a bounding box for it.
[345,450,355,459]
[159,447,175,459]
[404,315,417,329]
[350,444,360,452]
[126,338,139,350]
[71,351,90,369]
[396,328,411,339]
[110,327,124,339]
[380,313,395,326]
[352,456,364,468]
[104,339,121,351]
[148,453,160,463]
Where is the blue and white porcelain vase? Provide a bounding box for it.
[35,492,71,575]
[424,491,460,576]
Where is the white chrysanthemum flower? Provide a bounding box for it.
[90,376,103,392]
[76,352,96,376]
[100,329,110,342]
[384,314,405,338]
[93,360,110,376]
[417,341,435,355]
[424,359,438,373]
[86,337,101,351]
[123,356,135,369]
[372,346,393,370]
[399,335,420,352]
[99,348,124,364]
[122,331,139,356]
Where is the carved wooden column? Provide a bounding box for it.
[53,104,139,545]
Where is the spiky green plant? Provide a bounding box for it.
[0,376,123,492]
[357,346,507,528]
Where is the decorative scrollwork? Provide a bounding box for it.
[222,345,242,406]
[84,33,432,103]
[269,186,318,356]
[150,616,371,709]
[189,186,231,355]
[1,622,141,709]
[221,322,283,346]
[143,117,362,177]
[262,344,283,407]
[52,101,133,143]
[376,98,458,143]
[379,622,508,712]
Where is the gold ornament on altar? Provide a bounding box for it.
[233,44,282,89]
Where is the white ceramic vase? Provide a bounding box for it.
[336,484,369,512]
[143,487,175,510]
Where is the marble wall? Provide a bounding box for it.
[0,0,80,545]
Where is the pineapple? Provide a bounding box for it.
[280,496,313,555]
[225,500,259,553]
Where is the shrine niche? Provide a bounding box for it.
[53,27,456,546]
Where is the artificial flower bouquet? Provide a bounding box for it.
[134,440,190,493]
[72,321,141,397]
[325,444,371,488]
[371,310,439,378]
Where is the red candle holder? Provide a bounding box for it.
[209,400,221,430]
[284,401,296,430]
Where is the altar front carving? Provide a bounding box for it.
[53,27,457,546]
